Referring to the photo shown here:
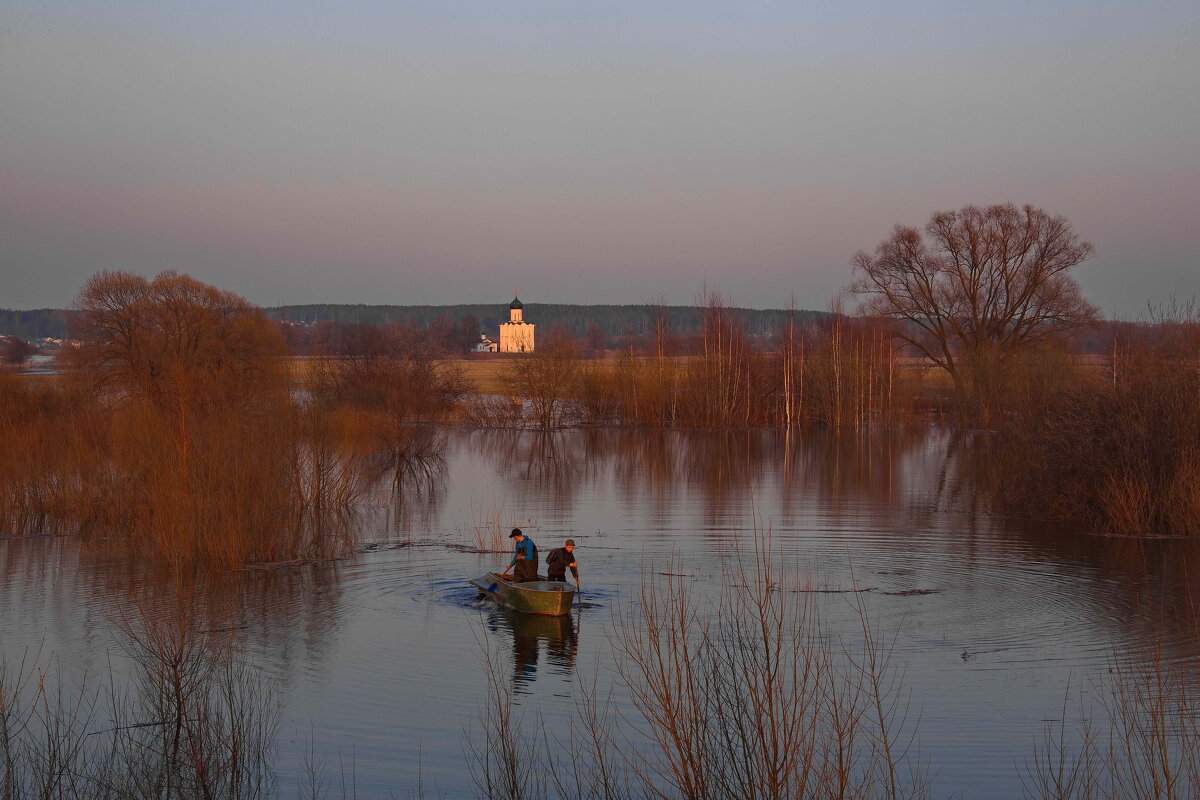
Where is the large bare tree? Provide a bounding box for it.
[68,270,285,406]
[850,203,1098,418]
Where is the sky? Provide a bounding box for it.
[2,1,1197,316]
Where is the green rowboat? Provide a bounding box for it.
[470,572,577,616]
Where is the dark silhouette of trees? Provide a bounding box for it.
[0,309,67,339]
[584,322,608,355]
[263,302,826,339]
[455,315,481,352]
[850,203,1097,421]
[1,337,35,365]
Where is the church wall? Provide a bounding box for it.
[499,322,535,353]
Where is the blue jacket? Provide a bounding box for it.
[508,537,536,568]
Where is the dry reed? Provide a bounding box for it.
[474,294,907,431]
[0,597,278,800]
[1024,638,1200,799]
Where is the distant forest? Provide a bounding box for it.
[265,303,827,338]
[0,309,68,339]
[0,304,1122,356]
[0,303,825,342]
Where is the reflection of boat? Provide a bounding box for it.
[486,607,579,689]
[470,572,576,616]
[502,608,575,641]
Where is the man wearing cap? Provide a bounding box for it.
[503,528,538,583]
[545,539,580,586]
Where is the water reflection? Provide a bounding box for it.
[470,431,587,523]
[0,534,346,688]
[473,427,942,529]
[483,608,578,693]
[6,426,1200,800]
[456,426,1200,663]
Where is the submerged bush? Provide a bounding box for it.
[0,272,367,567]
[998,314,1200,536]
[1025,639,1200,799]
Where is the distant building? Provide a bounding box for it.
[499,295,535,353]
[474,335,499,353]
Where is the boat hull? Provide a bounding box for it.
[470,572,576,616]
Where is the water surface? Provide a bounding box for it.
[2,427,1198,798]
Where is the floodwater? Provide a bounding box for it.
[3,427,1199,798]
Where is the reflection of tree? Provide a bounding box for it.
[775,427,936,526]
[0,538,346,688]
[473,430,584,524]
[0,592,279,798]
[917,431,1200,660]
[359,428,449,537]
[680,431,769,529]
[593,429,679,529]
[463,426,1200,667]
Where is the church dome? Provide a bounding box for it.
[509,296,523,310]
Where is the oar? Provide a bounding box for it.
[489,573,512,593]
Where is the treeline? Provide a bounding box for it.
[0,308,67,339]
[0,302,828,351]
[0,303,824,342]
[280,316,483,356]
[266,302,826,337]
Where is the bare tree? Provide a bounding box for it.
[67,270,285,407]
[500,326,581,430]
[849,204,1097,421]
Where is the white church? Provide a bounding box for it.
[473,295,535,353]
[499,295,535,353]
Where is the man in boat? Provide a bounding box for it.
[503,528,538,583]
[545,539,580,586]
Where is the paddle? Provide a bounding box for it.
[489,572,512,593]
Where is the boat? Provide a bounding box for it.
[470,572,577,616]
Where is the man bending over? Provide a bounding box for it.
[545,539,579,586]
